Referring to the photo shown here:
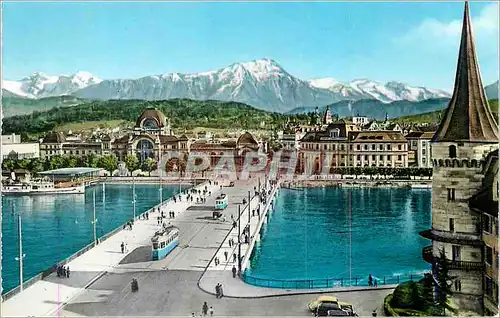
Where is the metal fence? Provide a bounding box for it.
[241,272,429,289]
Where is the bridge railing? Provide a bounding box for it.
[241,272,429,289]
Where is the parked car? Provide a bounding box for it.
[338,302,357,316]
[308,296,339,312]
[315,303,349,317]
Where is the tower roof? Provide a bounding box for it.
[432,1,499,143]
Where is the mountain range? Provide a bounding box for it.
[2,58,474,113]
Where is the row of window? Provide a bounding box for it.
[302,143,406,151]
[307,154,406,161]
[42,149,101,156]
[153,232,179,249]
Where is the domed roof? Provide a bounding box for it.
[135,108,167,129]
[42,132,66,143]
[237,132,258,146]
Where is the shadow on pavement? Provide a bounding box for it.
[119,246,152,265]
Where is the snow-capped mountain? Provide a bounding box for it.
[308,77,450,103]
[2,71,101,99]
[3,59,452,112]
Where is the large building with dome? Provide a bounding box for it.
[111,108,188,162]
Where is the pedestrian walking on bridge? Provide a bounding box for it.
[232,265,237,278]
[202,302,208,316]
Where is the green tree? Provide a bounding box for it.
[27,158,45,174]
[141,158,157,176]
[2,158,17,173]
[421,273,435,312]
[49,155,66,170]
[97,155,118,174]
[124,154,139,173]
[64,155,79,168]
[435,248,455,315]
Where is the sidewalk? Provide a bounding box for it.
[1,181,220,317]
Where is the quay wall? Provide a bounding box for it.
[1,180,209,301]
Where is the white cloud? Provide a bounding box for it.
[396,3,498,47]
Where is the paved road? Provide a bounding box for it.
[61,270,390,317]
[60,178,391,317]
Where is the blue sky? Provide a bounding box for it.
[2,1,498,91]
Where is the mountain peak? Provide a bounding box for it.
[308,77,341,89]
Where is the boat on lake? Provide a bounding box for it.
[1,179,85,196]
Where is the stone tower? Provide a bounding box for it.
[322,106,333,124]
[420,2,499,314]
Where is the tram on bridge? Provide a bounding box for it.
[151,226,179,260]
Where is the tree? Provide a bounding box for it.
[421,273,435,312]
[49,155,66,170]
[141,158,157,176]
[64,155,79,168]
[27,158,45,174]
[435,248,455,315]
[124,154,139,173]
[97,155,118,174]
[2,158,17,173]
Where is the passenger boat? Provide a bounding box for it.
[2,180,85,196]
[411,183,432,189]
[215,194,228,210]
[151,226,180,260]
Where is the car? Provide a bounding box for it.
[308,296,339,312]
[314,303,348,317]
[338,302,356,316]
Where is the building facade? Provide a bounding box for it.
[189,132,261,170]
[420,2,499,315]
[406,131,434,168]
[1,133,40,160]
[298,120,408,173]
[40,132,104,159]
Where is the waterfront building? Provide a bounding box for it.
[405,131,434,168]
[469,150,499,315]
[189,132,261,169]
[111,108,188,162]
[419,2,499,314]
[40,132,104,159]
[1,134,40,160]
[298,120,407,173]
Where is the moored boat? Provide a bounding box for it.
[2,179,85,196]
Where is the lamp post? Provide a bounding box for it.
[248,190,251,233]
[132,176,137,220]
[238,204,242,274]
[15,215,26,291]
[92,190,98,246]
[159,179,163,206]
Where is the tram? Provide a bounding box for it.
[151,226,179,261]
[215,194,228,210]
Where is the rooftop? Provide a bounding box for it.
[38,167,104,175]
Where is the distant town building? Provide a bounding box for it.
[40,132,103,159]
[405,131,434,168]
[111,108,188,162]
[2,133,40,160]
[2,133,21,144]
[420,2,499,315]
[189,131,261,169]
[352,115,370,127]
[298,120,407,172]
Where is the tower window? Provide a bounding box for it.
[452,245,461,261]
[449,145,457,158]
[485,246,493,266]
[447,188,456,201]
[449,218,455,232]
[454,280,462,292]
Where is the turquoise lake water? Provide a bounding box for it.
[246,187,432,287]
[1,183,188,294]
